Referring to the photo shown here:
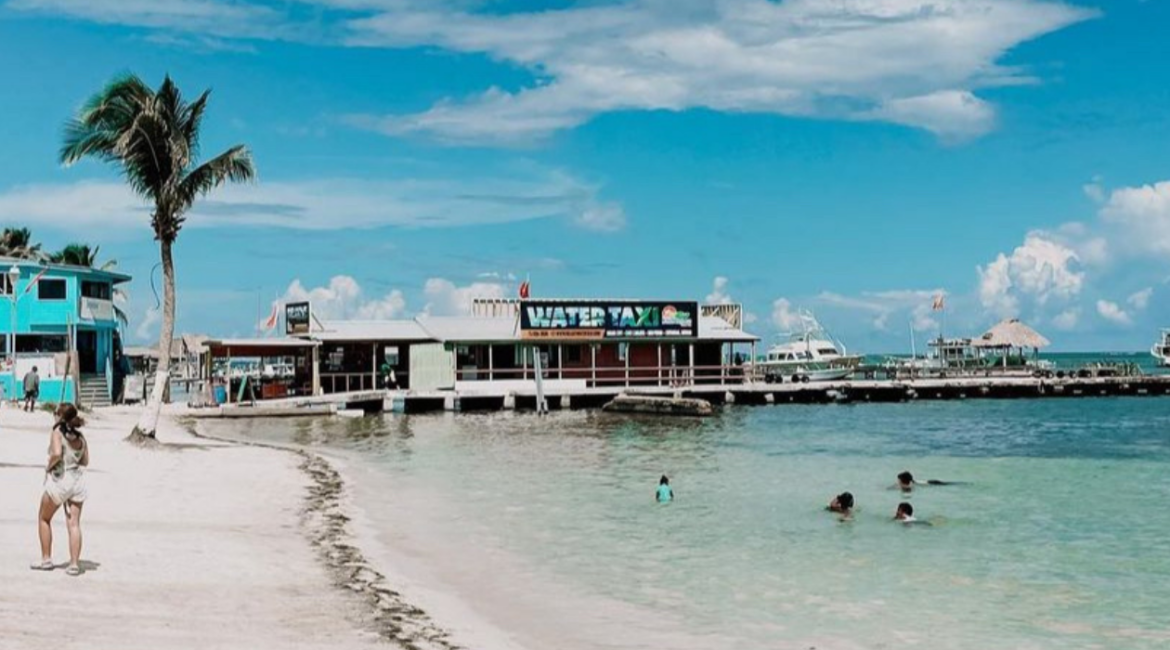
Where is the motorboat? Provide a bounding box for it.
[755,311,861,383]
[1152,329,1170,367]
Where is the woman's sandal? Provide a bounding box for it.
[29,560,55,571]
[65,565,82,576]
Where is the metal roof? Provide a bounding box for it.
[416,316,519,342]
[205,338,320,349]
[0,256,132,284]
[311,320,433,342]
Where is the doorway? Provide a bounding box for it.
[78,330,98,374]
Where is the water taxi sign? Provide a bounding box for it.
[520,301,698,340]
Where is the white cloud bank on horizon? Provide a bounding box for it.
[275,274,508,323]
[9,0,1094,144]
[0,172,626,233]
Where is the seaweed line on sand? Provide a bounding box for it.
[182,419,460,650]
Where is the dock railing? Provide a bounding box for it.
[454,363,752,388]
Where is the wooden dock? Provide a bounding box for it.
[247,374,1170,415]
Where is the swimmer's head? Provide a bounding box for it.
[659,475,669,486]
[835,492,854,511]
[898,471,914,487]
[895,502,914,520]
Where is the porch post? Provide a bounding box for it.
[688,343,695,387]
[657,344,663,387]
[312,345,320,395]
[590,344,597,385]
[226,347,232,404]
[624,342,630,388]
[488,344,494,381]
[557,344,563,380]
[372,342,378,391]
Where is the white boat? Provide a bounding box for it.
[755,311,861,383]
[1152,329,1170,367]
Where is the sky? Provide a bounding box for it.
[0,0,1168,352]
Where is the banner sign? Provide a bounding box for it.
[520,301,698,340]
[285,301,311,335]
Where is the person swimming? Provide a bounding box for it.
[894,502,916,522]
[894,501,934,525]
[656,475,674,503]
[897,470,955,492]
[827,491,854,519]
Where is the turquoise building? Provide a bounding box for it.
[0,257,131,405]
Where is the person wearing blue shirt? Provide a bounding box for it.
[656,475,674,503]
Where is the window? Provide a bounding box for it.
[17,334,67,353]
[38,278,66,301]
[566,345,582,364]
[81,281,111,300]
[0,275,11,295]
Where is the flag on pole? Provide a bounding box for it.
[22,269,46,295]
[932,294,945,311]
[519,280,530,299]
[262,302,280,331]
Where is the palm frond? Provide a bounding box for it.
[176,145,256,213]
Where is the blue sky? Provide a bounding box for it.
[1,0,1168,351]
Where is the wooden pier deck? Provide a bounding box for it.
[197,374,1170,416]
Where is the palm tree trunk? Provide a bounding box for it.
[131,238,176,441]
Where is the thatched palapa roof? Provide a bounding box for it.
[972,319,1050,349]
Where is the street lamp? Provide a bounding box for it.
[7,264,20,403]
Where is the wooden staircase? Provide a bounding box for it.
[79,374,111,409]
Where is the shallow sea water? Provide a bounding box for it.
[203,396,1170,649]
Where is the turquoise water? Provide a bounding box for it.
[204,397,1170,649]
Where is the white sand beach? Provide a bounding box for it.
[0,406,385,650]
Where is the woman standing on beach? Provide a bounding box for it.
[31,404,89,576]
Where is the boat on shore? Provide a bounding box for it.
[1152,329,1170,367]
[754,311,861,383]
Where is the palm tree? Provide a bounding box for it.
[48,243,112,269]
[0,227,43,260]
[61,74,255,440]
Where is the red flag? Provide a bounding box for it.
[262,303,280,331]
[22,269,47,295]
[519,281,530,299]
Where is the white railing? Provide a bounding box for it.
[79,297,116,322]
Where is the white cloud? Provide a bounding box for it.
[280,275,407,320]
[135,307,161,342]
[1128,287,1153,310]
[573,202,627,233]
[341,0,1091,143]
[866,90,995,142]
[977,234,1083,317]
[706,276,732,305]
[1051,308,1080,331]
[1096,299,1131,326]
[0,172,623,233]
[422,278,506,316]
[12,1,1092,143]
[1100,180,1170,256]
[816,289,944,332]
[770,298,804,332]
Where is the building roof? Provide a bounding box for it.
[697,315,759,342]
[0,256,132,284]
[416,316,519,342]
[205,338,320,353]
[311,320,433,342]
[971,319,1051,349]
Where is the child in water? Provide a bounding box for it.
[656,475,673,503]
[827,492,854,520]
[895,502,933,526]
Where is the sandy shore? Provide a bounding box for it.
[0,405,389,650]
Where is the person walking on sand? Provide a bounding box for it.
[31,404,89,576]
[22,366,40,412]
